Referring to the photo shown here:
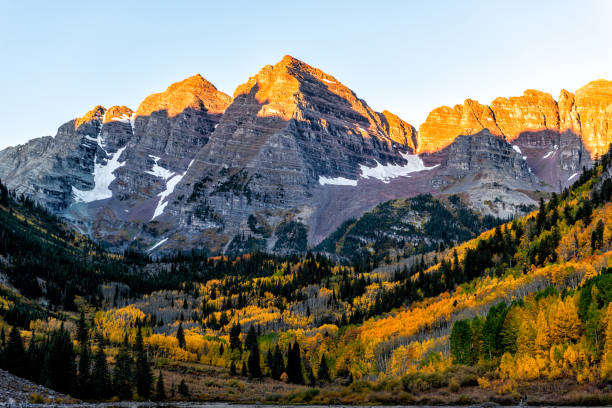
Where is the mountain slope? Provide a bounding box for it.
[316,193,504,263]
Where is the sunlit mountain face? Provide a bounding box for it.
[0,56,610,255]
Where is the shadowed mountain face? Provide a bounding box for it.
[0,56,610,254]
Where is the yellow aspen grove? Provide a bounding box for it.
[549,297,582,345]
[534,310,552,354]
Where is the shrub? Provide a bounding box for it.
[449,377,460,392]
[425,372,446,388]
[29,393,45,404]
[459,374,479,387]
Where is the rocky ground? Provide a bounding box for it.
[0,369,76,404]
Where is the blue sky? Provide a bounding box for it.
[1,0,611,149]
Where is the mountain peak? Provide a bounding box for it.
[74,105,106,129]
[136,74,231,118]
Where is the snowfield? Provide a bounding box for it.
[318,152,438,186]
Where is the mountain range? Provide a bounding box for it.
[1,55,610,254]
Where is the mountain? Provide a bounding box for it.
[0,56,611,254]
[0,142,611,405]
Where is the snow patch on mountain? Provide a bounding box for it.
[318,176,358,186]
[318,153,438,186]
[147,237,168,252]
[151,159,195,220]
[359,152,439,184]
[72,132,126,203]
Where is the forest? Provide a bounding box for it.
[0,144,611,404]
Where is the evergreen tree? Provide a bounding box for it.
[230,360,236,376]
[450,319,472,364]
[229,323,242,351]
[77,342,91,396]
[178,379,189,397]
[26,337,44,382]
[5,326,26,377]
[92,347,111,400]
[271,344,284,380]
[245,325,257,351]
[286,341,303,384]
[44,327,76,394]
[176,323,186,349]
[113,347,133,400]
[135,348,153,399]
[246,326,262,378]
[241,361,248,377]
[134,327,144,353]
[155,371,166,401]
[77,311,88,346]
[317,354,330,382]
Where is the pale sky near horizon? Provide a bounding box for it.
[1,0,611,150]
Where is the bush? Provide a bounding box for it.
[290,388,320,403]
[459,374,479,387]
[425,372,446,388]
[449,378,460,392]
[401,372,430,392]
[29,393,46,404]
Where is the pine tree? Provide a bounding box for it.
[113,347,133,399]
[134,327,144,353]
[244,325,261,378]
[92,347,111,400]
[230,360,236,375]
[245,325,257,351]
[155,371,166,401]
[241,361,248,377]
[176,323,186,349]
[5,326,26,377]
[135,348,153,399]
[450,319,472,364]
[271,344,284,380]
[77,342,91,396]
[317,354,330,382]
[77,311,88,346]
[178,379,189,397]
[44,327,76,394]
[286,341,303,384]
[229,323,242,352]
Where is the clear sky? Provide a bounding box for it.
[1,0,611,150]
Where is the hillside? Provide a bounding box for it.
[315,193,505,264]
[0,144,611,404]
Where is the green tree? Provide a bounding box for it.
[113,347,133,399]
[271,344,284,380]
[92,347,111,400]
[317,354,331,382]
[229,323,242,352]
[178,379,189,397]
[135,349,153,399]
[5,326,26,377]
[286,341,303,384]
[246,327,262,378]
[450,319,472,365]
[176,323,185,349]
[77,311,88,346]
[77,342,91,396]
[155,371,166,401]
[44,327,76,394]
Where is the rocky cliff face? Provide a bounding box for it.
[1,57,611,254]
[415,83,612,187]
[162,56,424,252]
